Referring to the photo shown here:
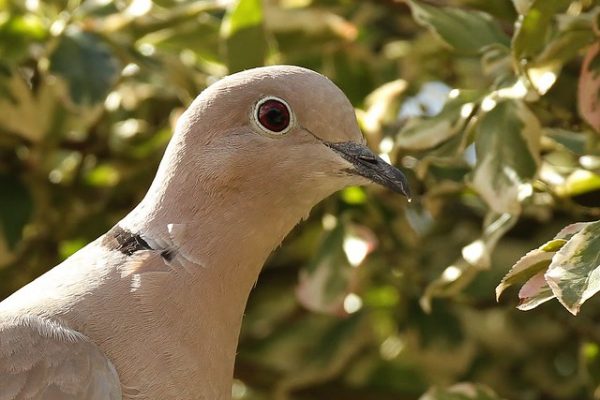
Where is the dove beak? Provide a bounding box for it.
[326,141,411,199]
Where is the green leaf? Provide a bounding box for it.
[563,170,600,198]
[341,186,367,205]
[49,29,120,105]
[58,238,87,259]
[512,0,571,63]
[0,174,33,250]
[0,13,47,64]
[480,43,512,79]
[546,220,600,315]
[221,0,268,73]
[514,6,598,95]
[471,99,540,214]
[541,239,568,252]
[397,93,477,151]
[419,382,504,400]
[408,0,510,55]
[84,164,121,187]
[536,11,598,66]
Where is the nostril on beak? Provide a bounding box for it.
[358,154,378,164]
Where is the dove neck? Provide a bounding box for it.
[118,137,334,398]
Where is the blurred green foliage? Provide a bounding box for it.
[0,0,599,399]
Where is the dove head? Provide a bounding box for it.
[133,66,409,264]
[165,65,410,205]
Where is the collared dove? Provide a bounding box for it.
[0,65,409,399]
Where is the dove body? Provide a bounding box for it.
[0,66,409,399]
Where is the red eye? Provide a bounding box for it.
[256,98,291,133]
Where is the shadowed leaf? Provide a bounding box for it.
[49,30,120,105]
[0,174,32,250]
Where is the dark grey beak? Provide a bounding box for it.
[326,141,411,199]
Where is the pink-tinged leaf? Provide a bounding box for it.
[545,220,600,315]
[495,246,555,301]
[554,222,593,241]
[497,221,596,311]
[578,42,600,133]
[517,271,555,311]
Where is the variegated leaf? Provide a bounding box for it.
[546,220,600,315]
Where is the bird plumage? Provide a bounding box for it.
[0,66,408,399]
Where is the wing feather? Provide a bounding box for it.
[0,315,122,400]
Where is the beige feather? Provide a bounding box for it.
[0,66,408,399]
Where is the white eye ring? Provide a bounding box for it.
[251,96,295,136]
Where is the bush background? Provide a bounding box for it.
[0,0,599,399]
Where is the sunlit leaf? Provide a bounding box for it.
[0,13,47,64]
[361,79,408,135]
[0,71,59,142]
[545,220,600,315]
[471,99,541,214]
[140,15,222,63]
[264,7,357,41]
[221,0,267,73]
[397,93,477,151]
[409,0,510,55]
[562,170,600,198]
[49,29,120,105]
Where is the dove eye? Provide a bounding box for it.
[254,97,293,135]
